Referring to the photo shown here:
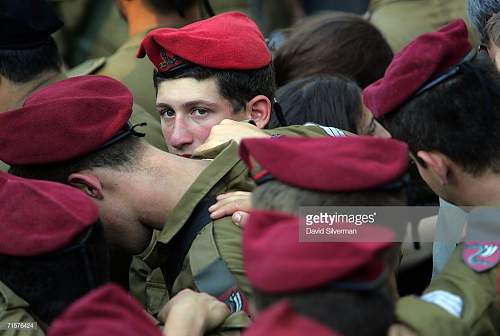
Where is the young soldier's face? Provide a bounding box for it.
[156,77,248,157]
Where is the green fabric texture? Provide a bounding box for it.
[0,281,44,336]
[397,244,500,335]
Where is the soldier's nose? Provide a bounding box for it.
[168,119,194,150]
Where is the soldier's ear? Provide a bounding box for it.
[416,151,450,185]
[245,95,271,129]
[68,172,104,200]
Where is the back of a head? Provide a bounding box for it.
[49,284,161,336]
[253,288,394,336]
[269,76,362,132]
[0,75,146,184]
[384,52,500,177]
[0,172,109,325]
[0,0,62,83]
[243,210,396,336]
[273,12,393,88]
[238,136,408,213]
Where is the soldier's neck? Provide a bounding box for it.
[0,70,61,112]
[455,173,500,208]
[136,146,210,230]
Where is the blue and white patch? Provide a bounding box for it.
[304,123,346,137]
[420,290,463,318]
[225,290,244,313]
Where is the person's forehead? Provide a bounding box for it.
[156,77,223,104]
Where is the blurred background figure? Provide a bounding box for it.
[368,0,479,52]
[50,0,128,67]
[273,12,393,89]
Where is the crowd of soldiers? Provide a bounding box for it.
[1,0,500,335]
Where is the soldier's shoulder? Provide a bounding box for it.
[266,123,349,137]
[65,57,107,77]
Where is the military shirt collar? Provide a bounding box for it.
[157,141,240,245]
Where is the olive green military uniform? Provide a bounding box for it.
[396,243,500,335]
[368,0,480,52]
[50,0,128,67]
[129,124,338,333]
[0,281,44,336]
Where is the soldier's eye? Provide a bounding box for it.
[192,108,208,117]
[161,109,176,118]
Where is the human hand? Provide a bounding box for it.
[209,191,252,227]
[194,119,270,155]
[160,289,230,336]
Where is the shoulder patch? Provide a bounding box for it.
[420,290,463,318]
[65,57,107,77]
[303,123,346,137]
[463,241,500,272]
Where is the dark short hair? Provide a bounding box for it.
[252,180,406,213]
[273,12,393,89]
[9,134,144,184]
[254,286,395,336]
[269,76,362,132]
[383,53,500,176]
[0,220,109,324]
[0,38,61,83]
[153,64,276,113]
[144,0,198,16]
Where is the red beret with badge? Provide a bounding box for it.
[243,210,394,293]
[363,19,472,118]
[0,171,98,257]
[48,284,162,336]
[239,136,408,191]
[243,301,341,336]
[137,12,271,75]
[0,75,143,165]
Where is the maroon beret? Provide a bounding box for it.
[137,12,271,74]
[363,19,472,118]
[239,136,408,192]
[0,75,133,165]
[0,172,98,257]
[243,210,394,293]
[48,284,161,336]
[243,301,340,336]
